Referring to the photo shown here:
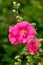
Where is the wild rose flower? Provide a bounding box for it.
[8,21,36,45]
[27,38,40,54]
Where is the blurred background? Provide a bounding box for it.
[0,0,43,65]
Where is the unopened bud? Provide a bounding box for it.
[14,62,19,65]
[26,56,29,59]
[12,10,16,13]
[19,17,22,19]
[17,59,21,62]
[13,2,16,5]
[38,62,42,65]
[39,39,43,41]
[32,23,36,26]
[26,62,29,65]
[27,59,30,62]
[16,16,20,18]
[17,3,20,7]
[15,55,20,59]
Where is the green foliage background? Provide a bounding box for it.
[0,0,43,65]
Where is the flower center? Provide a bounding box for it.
[20,29,27,37]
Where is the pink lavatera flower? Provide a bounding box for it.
[27,38,40,54]
[8,21,36,45]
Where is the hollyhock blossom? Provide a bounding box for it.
[8,21,36,45]
[27,38,40,54]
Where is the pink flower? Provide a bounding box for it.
[27,38,40,54]
[8,21,36,45]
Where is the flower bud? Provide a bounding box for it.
[17,3,20,7]
[16,16,20,18]
[12,10,16,13]
[38,62,42,65]
[14,62,19,65]
[13,2,16,5]
[15,55,20,59]
[26,62,29,65]
[17,59,21,62]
